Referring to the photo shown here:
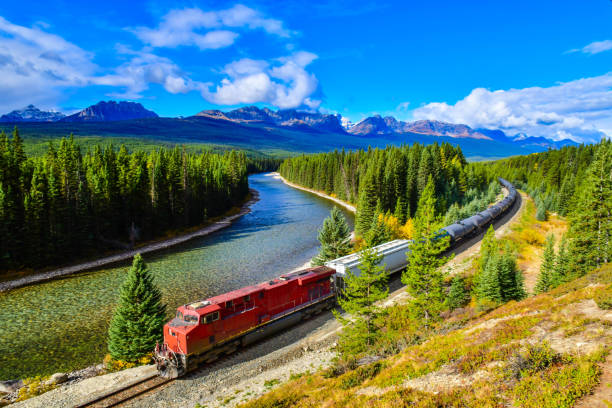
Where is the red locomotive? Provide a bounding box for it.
[154,266,336,377]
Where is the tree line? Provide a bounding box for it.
[279,143,493,237]
[0,128,249,273]
[478,140,611,276]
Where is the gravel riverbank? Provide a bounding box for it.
[271,173,356,213]
[0,190,260,293]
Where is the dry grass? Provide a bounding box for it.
[238,263,612,408]
[502,196,568,293]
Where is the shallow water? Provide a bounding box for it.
[0,173,353,380]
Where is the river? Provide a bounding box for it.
[0,173,354,380]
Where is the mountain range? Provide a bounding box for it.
[0,105,65,122]
[0,101,578,158]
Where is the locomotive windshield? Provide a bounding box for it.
[175,311,198,325]
[183,314,198,324]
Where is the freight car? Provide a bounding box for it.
[155,178,518,377]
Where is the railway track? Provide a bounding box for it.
[75,347,251,408]
[74,374,173,408]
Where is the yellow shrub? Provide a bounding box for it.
[16,376,56,402]
[399,219,414,240]
[518,229,545,246]
[103,353,152,372]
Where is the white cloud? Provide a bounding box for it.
[92,48,206,98]
[202,51,320,109]
[397,101,410,111]
[132,5,290,50]
[0,16,96,112]
[568,40,612,55]
[412,73,612,143]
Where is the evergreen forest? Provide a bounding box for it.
[0,128,249,273]
[279,143,492,236]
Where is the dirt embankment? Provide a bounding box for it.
[0,190,260,293]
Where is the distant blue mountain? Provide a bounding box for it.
[61,101,158,122]
[0,105,65,122]
[0,102,580,159]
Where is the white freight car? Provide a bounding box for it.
[325,239,412,291]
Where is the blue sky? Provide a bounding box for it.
[0,0,611,142]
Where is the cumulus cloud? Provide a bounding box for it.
[132,5,290,50]
[92,47,206,98]
[202,51,320,109]
[413,73,612,143]
[0,16,96,112]
[567,40,612,55]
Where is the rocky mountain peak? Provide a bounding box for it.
[0,105,65,122]
[61,101,158,122]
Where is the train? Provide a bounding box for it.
[154,178,517,378]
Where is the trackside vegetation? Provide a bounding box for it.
[107,254,166,364]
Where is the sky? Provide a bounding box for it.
[0,0,611,142]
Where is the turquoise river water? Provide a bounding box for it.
[0,173,354,380]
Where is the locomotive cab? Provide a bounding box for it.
[155,304,211,377]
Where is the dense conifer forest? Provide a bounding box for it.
[479,142,603,218]
[0,128,249,273]
[279,143,492,235]
[478,140,611,275]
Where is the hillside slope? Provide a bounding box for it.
[240,266,611,407]
[239,199,611,408]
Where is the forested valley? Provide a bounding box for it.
[479,140,611,275]
[0,128,251,274]
[279,143,494,237]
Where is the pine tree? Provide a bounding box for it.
[311,206,352,266]
[108,254,166,362]
[335,247,388,350]
[476,243,525,304]
[476,253,503,304]
[365,212,392,247]
[497,247,526,302]
[568,142,612,274]
[551,235,569,287]
[447,275,469,311]
[535,234,556,294]
[402,176,449,322]
[473,225,497,294]
[479,226,497,273]
[355,167,378,236]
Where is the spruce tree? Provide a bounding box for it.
[335,247,388,350]
[497,248,526,302]
[365,212,392,248]
[535,234,556,294]
[311,206,352,266]
[476,244,525,304]
[476,253,503,304]
[568,142,612,274]
[447,275,469,311]
[473,225,497,294]
[551,235,569,287]
[108,254,166,362]
[355,167,378,236]
[402,176,450,322]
